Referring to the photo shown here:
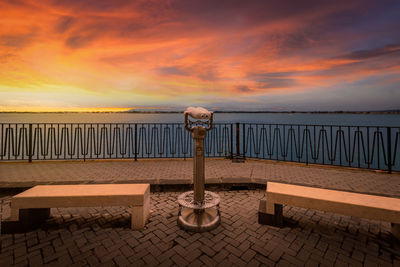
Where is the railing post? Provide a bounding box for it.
[387,127,392,174]
[134,124,138,161]
[242,123,246,160]
[236,122,240,158]
[28,123,32,163]
[83,124,86,162]
[305,126,308,165]
[230,123,233,160]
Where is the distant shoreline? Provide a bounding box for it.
[1,110,399,114]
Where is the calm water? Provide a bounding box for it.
[0,112,399,126]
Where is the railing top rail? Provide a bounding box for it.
[241,123,400,128]
[0,122,232,125]
[1,122,398,128]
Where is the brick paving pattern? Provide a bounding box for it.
[0,159,399,197]
[1,190,400,266]
[0,159,399,266]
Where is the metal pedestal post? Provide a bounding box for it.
[178,111,221,232]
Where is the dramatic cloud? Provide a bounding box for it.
[236,85,252,93]
[0,33,36,48]
[0,0,399,111]
[55,16,75,34]
[339,44,400,60]
[155,66,189,76]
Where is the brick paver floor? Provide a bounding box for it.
[0,159,399,266]
[1,190,400,266]
[0,159,399,197]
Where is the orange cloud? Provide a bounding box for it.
[1,0,400,111]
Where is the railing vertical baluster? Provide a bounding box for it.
[236,122,240,158]
[64,124,66,160]
[70,124,73,160]
[134,124,138,161]
[322,126,325,165]
[7,124,10,160]
[83,124,86,162]
[348,126,351,167]
[275,125,278,161]
[57,124,60,160]
[283,125,286,161]
[103,124,107,159]
[36,123,40,160]
[268,124,274,159]
[330,126,333,165]
[50,124,53,160]
[89,123,93,159]
[97,124,99,159]
[367,127,370,169]
[19,124,24,161]
[230,123,233,160]
[377,127,380,169]
[12,124,17,160]
[43,124,46,160]
[339,126,342,166]
[313,126,316,164]
[290,126,293,161]
[15,124,18,160]
[387,127,392,173]
[108,123,112,158]
[29,124,32,163]
[305,126,308,165]
[242,123,246,160]
[115,124,118,159]
[122,124,125,158]
[0,124,3,161]
[297,126,300,163]
[357,126,360,168]
[76,124,79,160]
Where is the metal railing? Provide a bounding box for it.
[1,123,399,172]
[240,123,399,173]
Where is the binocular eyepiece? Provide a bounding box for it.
[184,107,213,132]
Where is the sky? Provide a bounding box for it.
[0,0,400,112]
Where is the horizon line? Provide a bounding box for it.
[1,110,399,114]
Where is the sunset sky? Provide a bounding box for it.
[0,0,399,112]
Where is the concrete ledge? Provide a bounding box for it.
[220,177,252,184]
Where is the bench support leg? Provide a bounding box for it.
[392,223,400,240]
[131,196,150,230]
[1,208,50,234]
[258,199,283,227]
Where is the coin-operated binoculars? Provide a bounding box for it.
[177,107,221,232]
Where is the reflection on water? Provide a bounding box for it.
[0,112,399,126]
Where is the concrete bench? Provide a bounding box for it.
[1,184,150,234]
[258,182,400,239]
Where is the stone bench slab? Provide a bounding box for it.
[2,184,150,233]
[259,182,400,239]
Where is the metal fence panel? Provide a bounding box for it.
[0,123,398,172]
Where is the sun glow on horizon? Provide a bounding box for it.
[0,106,132,113]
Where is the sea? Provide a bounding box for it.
[0,112,400,126]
